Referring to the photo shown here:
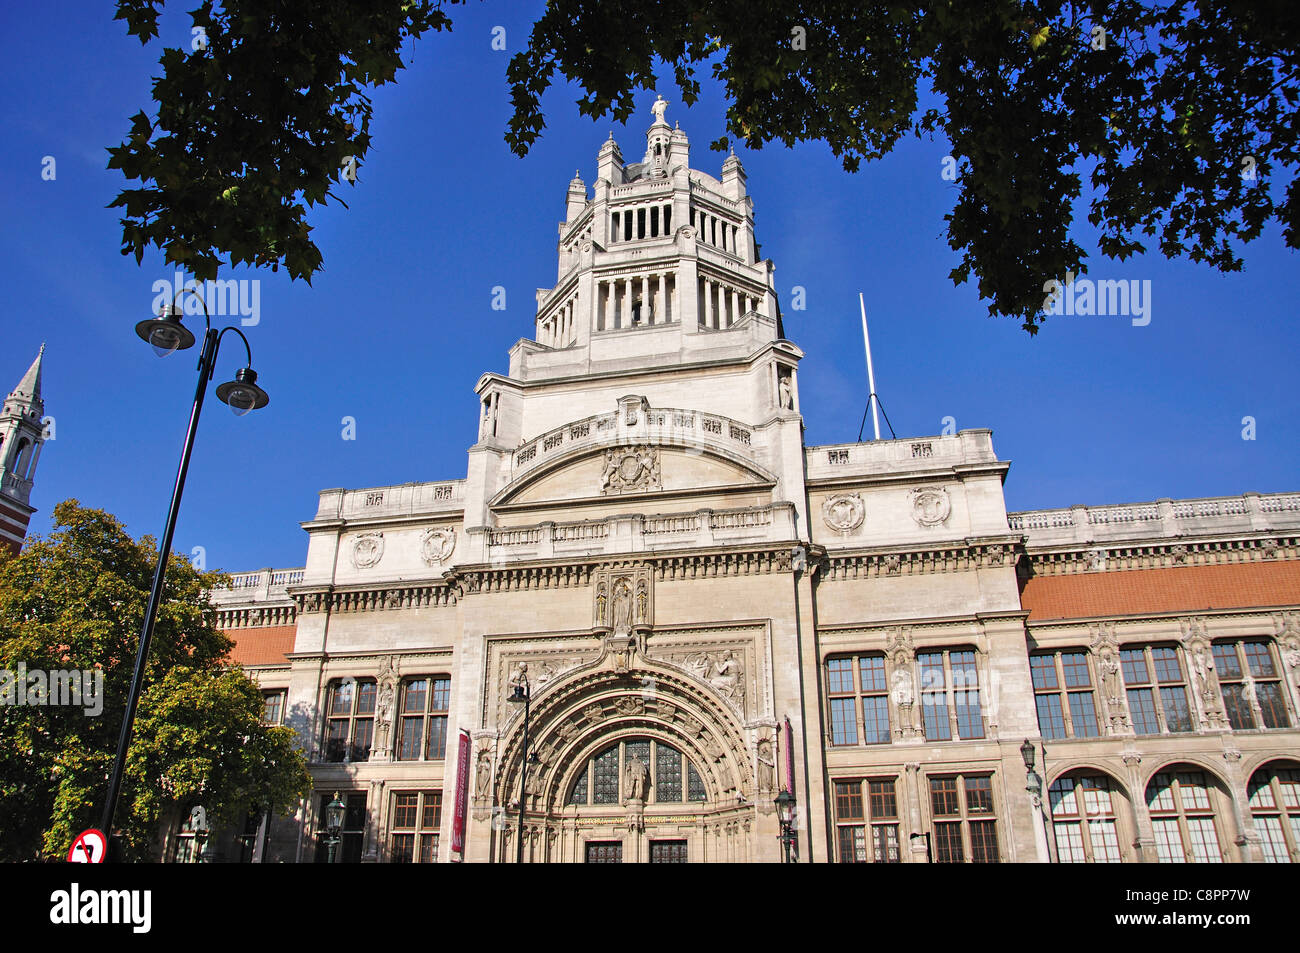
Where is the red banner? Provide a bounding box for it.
[451,729,470,856]
[784,716,795,792]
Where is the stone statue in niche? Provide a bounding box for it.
[1089,624,1130,733]
[756,739,775,793]
[475,748,493,800]
[778,374,793,410]
[595,581,608,627]
[636,579,649,623]
[625,755,649,802]
[612,578,634,635]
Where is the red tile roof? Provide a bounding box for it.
[1021,560,1300,621]
[223,624,296,666]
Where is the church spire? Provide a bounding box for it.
[0,345,50,550]
[11,343,44,408]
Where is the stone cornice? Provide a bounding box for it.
[286,544,802,610]
[1020,533,1296,575]
[820,537,1023,579]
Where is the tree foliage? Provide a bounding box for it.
[0,501,309,861]
[112,1,1299,331]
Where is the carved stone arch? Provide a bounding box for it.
[1045,760,1133,800]
[494,664,751,812]
[489,435,779,508]
[1141,755,1231,792]
[1241,753,1300,782]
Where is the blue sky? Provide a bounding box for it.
[3,2,1297,573]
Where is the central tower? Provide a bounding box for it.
[468,98,806,543]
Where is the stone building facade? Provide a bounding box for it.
[207,104,1300,864]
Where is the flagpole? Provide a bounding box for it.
[859,293,881,440]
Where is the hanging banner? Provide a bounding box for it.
[784,716,796,792]
[451,729,471,857]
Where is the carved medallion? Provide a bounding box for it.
[822,493,865,533]
[909,487,951,527]
[351,532,384,569]
[420,527,456,566]
[600,445,661,495]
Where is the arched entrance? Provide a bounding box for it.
[492,664,763,862]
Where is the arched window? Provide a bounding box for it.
[1049,772,1123,862]
[1247,765,1300,863]
[568,738,707,806]
[1146,770,1225,862]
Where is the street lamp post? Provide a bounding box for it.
[324,792,346,864]
[1021,738,1053,863]
[507,667,532,863]
[99,292,270,848]
[774,788,797,863]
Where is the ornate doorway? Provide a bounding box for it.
[488,665,769,862]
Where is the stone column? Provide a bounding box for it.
[904,762,928,863]
[1122,751,1156,862]
[701,277,712,328]
[641,274,650,324]
[658,272,667,324]
[729,287,739,328]
[621,277,632,328]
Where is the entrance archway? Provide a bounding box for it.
[493,664,760,862]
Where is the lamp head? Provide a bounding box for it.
[135,305,196,357]
[1020,739,1036,771]
[326,792,346,834]
[216,366,269,416]
[774,788,795,823]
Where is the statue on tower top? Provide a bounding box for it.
[651,94,669,124]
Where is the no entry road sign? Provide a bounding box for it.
[68,828,107,863]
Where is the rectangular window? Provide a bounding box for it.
[929,774,999,863]
[918,649,983,741]
[1214,640,1290,731]
[650,840,687,863]
[323,679,376,762]
[825,654,890,746]
[315,792,367,863]
[585,841,622,864]
[1121,646,1193,735]
[919,653,951,741]
[833,778,899,863]
[1033,651,1101,739]
[261,690,285,725]
[388,790,440,863]
[396,676,451,761]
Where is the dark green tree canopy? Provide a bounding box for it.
[112,0,1298,331]
[0,501,309,861]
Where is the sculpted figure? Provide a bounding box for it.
[625,755,648,801]
[756,740,775,792]
[891,666,914,707]
[613,580,633,634]
[476,750,492,799]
